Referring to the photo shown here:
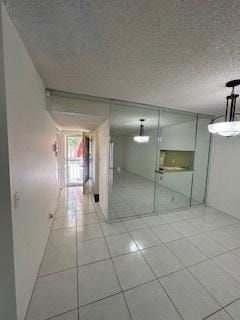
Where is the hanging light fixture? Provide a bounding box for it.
[133,119,150,143]
[208,80,240,137]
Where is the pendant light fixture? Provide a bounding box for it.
[208,80,240,137]
[133,119,149,143]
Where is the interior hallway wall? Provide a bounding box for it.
[97,119,109,219]
[0,3,17,319]
[2,4,58,320]
[92,131,100,195]
[207,135,240,219]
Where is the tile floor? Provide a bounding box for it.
[109,169,200,219]
[26,186,240,320]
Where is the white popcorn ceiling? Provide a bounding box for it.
[3,0,240,115]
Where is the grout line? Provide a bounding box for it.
[94,202,134,320]
[108,211,240,320]
[39,220,240,280]
[44,307,78,320]
[70,190,80,320]
[106,207,186,320]
[128,234,185,319]
[30,187,240,320]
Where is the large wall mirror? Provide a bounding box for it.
[108,101,159,219]
[108,101,212,220]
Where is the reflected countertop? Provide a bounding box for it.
[156,167,194,173]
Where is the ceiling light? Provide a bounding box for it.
[133,119,149,143]
[208,80,240,137]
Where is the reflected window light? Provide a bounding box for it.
[129,241,138,252]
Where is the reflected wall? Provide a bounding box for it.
[108,101,211,220]
[108,102,159,219]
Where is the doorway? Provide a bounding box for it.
[66,135,84,186]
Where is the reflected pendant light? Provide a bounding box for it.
[133,119,150,143]
[208,80,240,137]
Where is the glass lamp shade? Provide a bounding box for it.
[208,121,240,137]
[133,135,150,143]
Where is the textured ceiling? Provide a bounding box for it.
[49,111,105,131]
[3,0,240,114]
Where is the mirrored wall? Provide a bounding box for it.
[108,101,211,220]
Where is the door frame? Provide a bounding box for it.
[65,133,83,187]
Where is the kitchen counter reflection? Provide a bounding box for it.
[156,167,194,173]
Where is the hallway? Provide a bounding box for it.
[26,187,240,320]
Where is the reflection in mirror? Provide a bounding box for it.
[154,110,197,211]
[191,115,212,205]
[108,102,159,220]
[108,102,211,220]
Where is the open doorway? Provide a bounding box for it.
[66,134,84,186]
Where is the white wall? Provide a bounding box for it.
[111,135,126,169]
[207,135,240,219]
[92,131,100,194]
[0,3,17,318]
[2,4,58,320]
[97,120,109,219]
[160,120,196,151]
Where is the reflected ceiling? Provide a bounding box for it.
[110,104,197,135]
[3,0,240,114]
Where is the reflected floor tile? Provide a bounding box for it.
[105,233,138,257]
[39,243,76,276]
[125,280,181,320]
[190,260,240,306]
[77,223,103,241]
[130,228,161,250]
[51,310,78,320]
[142,245,183,278]
[78,238,109,266]
[151,224,183,243]
[26,269,77,320]
[123,219,147,231]
[78,259,121,306]
[52,217,76,230]
[79,293,131,320]
[225,299,240,319]
[212,252,240,282]
[101,222,127,236]
[166,238,207,267]
[48,228,76,248]
[188,233,228,258]
[113,252,155,290]
[160,269,220,320]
